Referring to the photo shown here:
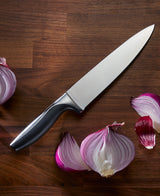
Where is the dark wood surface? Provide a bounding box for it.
[0,0,160,195]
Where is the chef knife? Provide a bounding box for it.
[10,25,154,151]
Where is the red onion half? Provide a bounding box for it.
[80,123,135,177]
[0,57,16,104]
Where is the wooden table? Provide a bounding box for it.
[0,0,160,195]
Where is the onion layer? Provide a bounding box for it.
[135,116,155,149]
[131,93,160,133]
[55,133,90,171]
[0,57,16,104]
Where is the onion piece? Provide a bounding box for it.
[135,116,155,149]
[55,133,90,171]
[131,93,160,133]
[0,57,16,104]
[80,123,135,178]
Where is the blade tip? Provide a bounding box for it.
[149,24,155,32]
[143,24,155,39]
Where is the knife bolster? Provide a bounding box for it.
[53,93,83,113]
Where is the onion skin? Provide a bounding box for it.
[131,93,160,133]
[135,116,155,149]
[0,57,16,104]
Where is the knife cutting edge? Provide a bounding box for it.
[10,25,155,151]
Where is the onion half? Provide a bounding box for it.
[0,57,16,104]
[80,123,135,177]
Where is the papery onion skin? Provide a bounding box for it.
[0,57,16,104]
[55,133,90,171]
[131,93,160,133]
[135,116,155,149]
[80,123,135,178]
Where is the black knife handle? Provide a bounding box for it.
[10,93,82,151]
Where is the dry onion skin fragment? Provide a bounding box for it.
[0,57,16,104]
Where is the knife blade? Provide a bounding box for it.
[10,25,155,151]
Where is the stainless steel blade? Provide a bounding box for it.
[67,25,154,110]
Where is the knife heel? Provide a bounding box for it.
[10,93,82,151]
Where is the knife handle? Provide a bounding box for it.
[10,93,82,151]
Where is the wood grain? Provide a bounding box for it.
[0,0,160,195]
